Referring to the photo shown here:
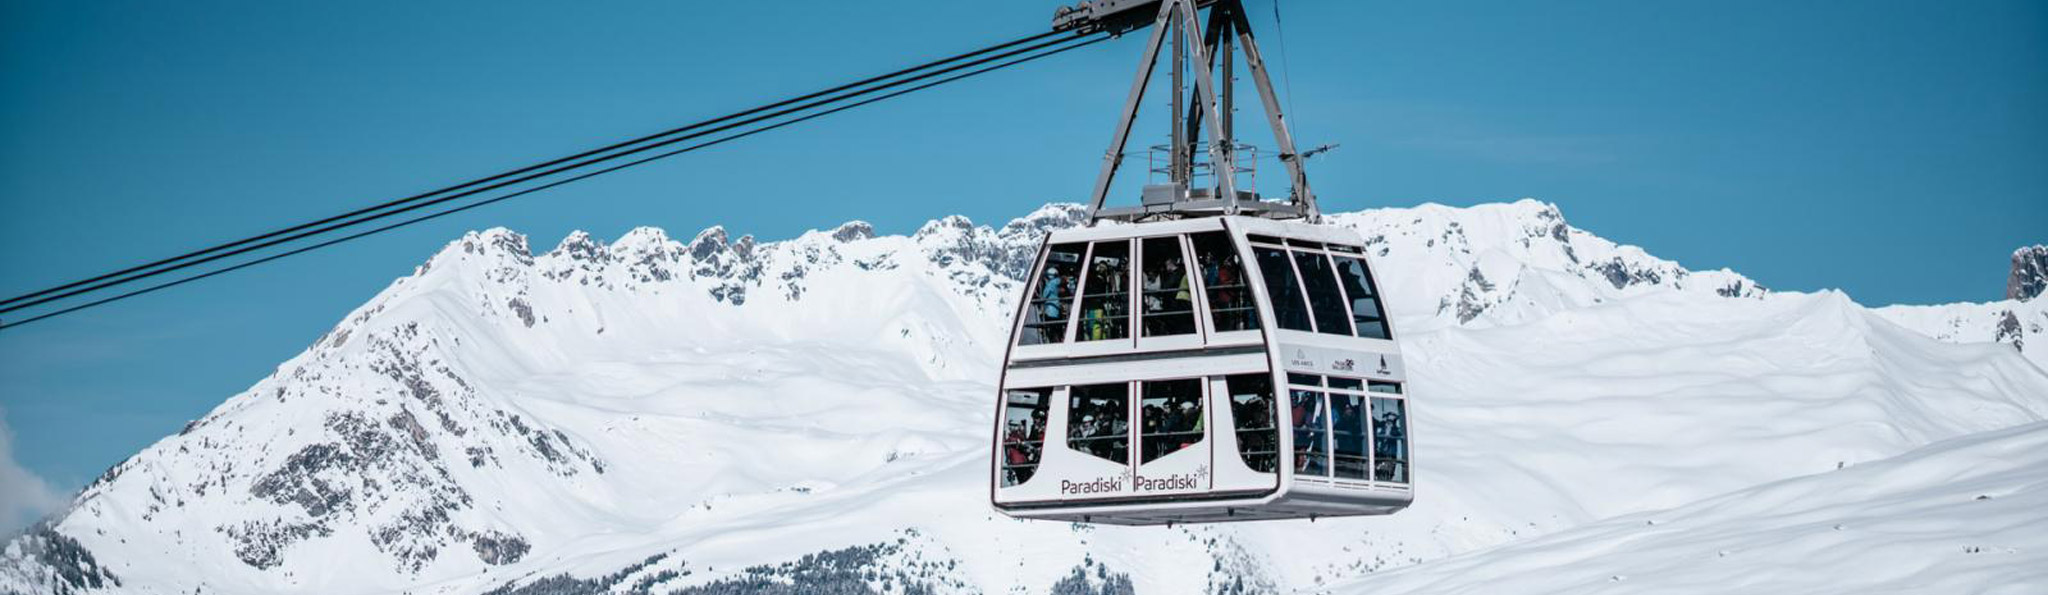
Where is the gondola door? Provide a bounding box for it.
[1131,378,1211,499]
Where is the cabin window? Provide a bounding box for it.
[1293,250,1352,336]
[1076,240,1132,342]
[1290,387,1329,476]
[1191,232,1258,332]
[1331,394,1370,480]
[1254,246,1314,332]
[1327,376,1364,391]
[1333,256,1392,339]
[1226,374,1278,473]
[1139,237,1197,338]
[1067,384,1129,464]
[1019,243,1086,345]
[1139,379,1204,463]
[1000,389,1051,487]
[1369,380,1402,394]
[1371,397,1409,483]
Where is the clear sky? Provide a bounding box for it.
[1,0,2043,526]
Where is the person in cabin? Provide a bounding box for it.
[1040,268,1065,319]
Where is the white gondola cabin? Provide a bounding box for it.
[994,0,1414,524]
[990,217,1411,525]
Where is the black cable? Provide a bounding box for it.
[0,29,1067,310]
[0,31,1103,317]
[0,34,1109,332]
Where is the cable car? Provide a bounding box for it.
[991,0,1413,524]
[990,217,1410,524]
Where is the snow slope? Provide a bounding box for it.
[1873,298,2047,371]
[1324,421,2048,595]
[3,200,2043,594]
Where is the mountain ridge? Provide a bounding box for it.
[4,199,2041,595]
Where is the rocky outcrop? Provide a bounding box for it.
[2010,245,2047,301]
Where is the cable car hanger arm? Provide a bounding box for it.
[1066,0,1319,225]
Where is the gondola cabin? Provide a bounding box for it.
[990,216,1411,525]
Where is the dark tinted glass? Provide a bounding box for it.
[1254,246,1313,332]
[1333,256,1391,340]
[1331,394,1369,479]
[1293,250,1351,336]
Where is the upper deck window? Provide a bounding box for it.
[1139,237,1197,338]
[1076,240,1132,342]
[1253,245,1314,332]
[1019,243,1085,345]
[1333,256,1392,340]
[1292,250,1353,336]
[1191,232,1258,333]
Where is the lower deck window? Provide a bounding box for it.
[1139,379,1204,463]
[1371,397,1409,483]
[1000,389,1051,487]
[1067,384,1129,464]
[1290,387,1328,476]
[1331,394,1370,479]
[1226,374,1278,473]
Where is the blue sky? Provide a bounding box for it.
[1,0,2043,527]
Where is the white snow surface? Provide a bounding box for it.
[2,199,2042,594]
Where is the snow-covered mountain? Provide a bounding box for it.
[3,199,2043,595]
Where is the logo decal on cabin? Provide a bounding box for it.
[1136,465,1209,493]
[1288,349,1315,369]
[1332,358,1356,372]
[1377,355,1392,375]
[1061,476,1125,495]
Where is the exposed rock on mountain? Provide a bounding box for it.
[2011,245,2048,301]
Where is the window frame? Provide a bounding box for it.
[1330,253,1394,341]
[1250,239,1317,332]
[998,388,1053,487]
[1017,242,1090,347]
[1286,375,1331,478]
[1137,378,1208,465]
[1065,383,1132,465]
[1189,230,1262,342]
[1070,239,1135,346]
[1368,394,1410,484]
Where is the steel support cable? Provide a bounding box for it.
[0,31,1103,318]
[0,29,1068,310]
[0,34,1109,331]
